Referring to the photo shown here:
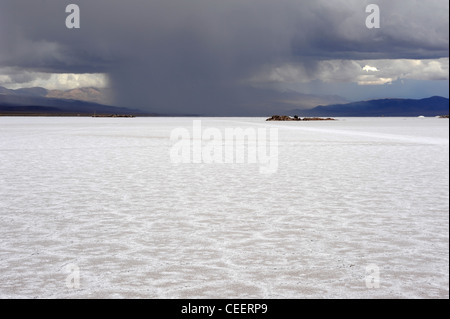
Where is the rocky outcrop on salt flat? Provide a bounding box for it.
[266,115,335,121]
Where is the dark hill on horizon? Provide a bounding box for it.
[289,96,449,117]
[0,86,153,116]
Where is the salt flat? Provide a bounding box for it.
[0,117,448,298]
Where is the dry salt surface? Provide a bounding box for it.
[0,116,448,299]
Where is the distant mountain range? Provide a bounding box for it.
[0,86,114,104]
[0,86,151,116]
[288,96,449,117]
[1,85,448,117]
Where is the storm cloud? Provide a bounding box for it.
[0,0,448,115]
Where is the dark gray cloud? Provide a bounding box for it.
[0,0,448,115]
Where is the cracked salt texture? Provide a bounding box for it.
[0,117,448,298]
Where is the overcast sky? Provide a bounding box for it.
[0,0,448,115]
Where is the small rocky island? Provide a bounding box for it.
[92,114,136,118]
[266,115,336,121]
